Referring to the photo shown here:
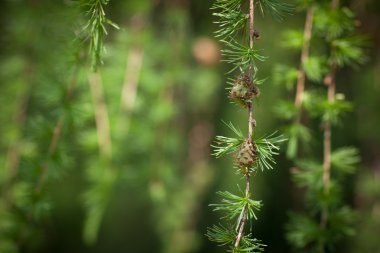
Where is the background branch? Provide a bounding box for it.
[89,72,112,160]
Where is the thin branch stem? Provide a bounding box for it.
[331,0,340,9]
[234,173,251,249]
[118,47,144,133]
[248,102,255,139]
[35,67,79,194]
[249,0,254,49]
[2,63,32,203]
[294,6,314,123]
[320,0,339,244]
[234,0,255,250]
[248,0,256,139]
[89,71,112,160]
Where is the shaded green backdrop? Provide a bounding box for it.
[0,0,379,253]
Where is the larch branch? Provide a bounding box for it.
[295,6,314,123]
[89,72,112,160]
[234,0,255,250]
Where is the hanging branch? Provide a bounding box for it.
[320,0,339,234]
[294,6,314,123]
[35,66,80,194]
[89,72,112,159]
[285,0,366,252]
[234,0,255,249]
[2,61,33,206]
[79,0,119,71]
[207,0,290,252]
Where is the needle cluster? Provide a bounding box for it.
[79,0,119,71]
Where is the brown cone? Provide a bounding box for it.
[236,138,257,167]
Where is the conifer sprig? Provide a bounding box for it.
[79,0,119,71]
[211,191,263,221]
[221,39,267,73]
[208,0,290,252]
[256,0,294,21]
[273,0,366,252]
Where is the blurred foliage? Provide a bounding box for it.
[0,0,379,253]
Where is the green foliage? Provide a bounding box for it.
[272,65,298,90]
[331,36,368,67]
[273,101,297,120]
[273,1,366,252]
[212,121,285,171]
[284,123,311,159]
[212,191,262,222]
[303,56,328,82]
[221,39,267,73]
[254,132,286,171]
[82,167,116,244]
[256,0,294,21]
[212,121,245,158]
[209,0,290,251]
[331,147,360,174]
[286,213,321,249]
[287,207,356,251]
[282,29,304,49]
[214,9,248,39]
[79,0,119,71]
[207,224,266,252]
[314,6,354,40]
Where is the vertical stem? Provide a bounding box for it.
[320,0,339,247]
[331,0,340,9]
[321,65,336,232]
[89,72,112,160]
[249,0,254,49]
[35,67,79,193]
[294,6,314,123]
[118,47,144,134]
[248,0,255,138]
[234,0,255,250]
[234,174,251,249]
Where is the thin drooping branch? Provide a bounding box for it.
[234,174,251,249]
[294,6,314,123]
[35,67,79,194]
[320,0,339,234]
[331,0,340,9]
[4,91,30,184]
[249,0,255,49]
[234,0,255,250]
[89,72,112,160]
[120,48,144,112]
[118,47,144,133]
[320,64,336,231]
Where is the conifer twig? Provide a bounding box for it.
[234,173,251,249]
[35,67,79,193]
[321,0,339,235]
[294,6,314,123]
[120,48,144,112]
[4,94,29,182]
[3,64,32,201]
[119,47,144,133]
[234,0,255,250]
[89,72,112,159]
[209,0,288,251]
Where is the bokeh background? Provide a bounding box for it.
[0,0,379,253]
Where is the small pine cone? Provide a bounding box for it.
[229,81,249,98]
[242,74,251,87]
[236,139,257,167]
[250,85,260,97]
[228,75,260,106]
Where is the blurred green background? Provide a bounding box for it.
[0,0,379,253]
